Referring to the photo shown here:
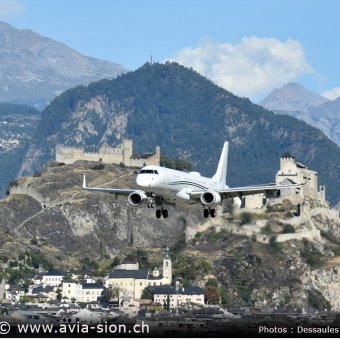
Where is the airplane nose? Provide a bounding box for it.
[136,175,150,188]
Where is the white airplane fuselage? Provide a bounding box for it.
[136,165,226,205]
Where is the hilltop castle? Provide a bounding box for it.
[244,153,327,209]
[275,153,326,202]
[56,139,160,167]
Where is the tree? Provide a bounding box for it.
[141,286,154,300]
[204,286,221,304]
[111,256,120,268]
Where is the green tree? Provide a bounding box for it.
[141,286,154,300]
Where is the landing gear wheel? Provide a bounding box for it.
[204,209,209,218]
[162,209,168,218]
[156,209,162,218]
[210,208,216,218]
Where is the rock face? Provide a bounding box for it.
[1,161,187,264]
[0,21,127,109]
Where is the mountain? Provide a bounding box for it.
[258,82,330,112]
[17,62,340,206]
[259,83,340,147]
[0,103,40,195]
[0,21,127,109]
[17,63,340,205]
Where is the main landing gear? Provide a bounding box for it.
[156,208,168,219]
[203,207,216,218]
[148,196,169,219]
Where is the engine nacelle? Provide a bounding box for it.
[200,191,221,206]
[128,191,148,206]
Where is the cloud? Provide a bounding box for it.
[0,0,23,18]
[321,87,340,100]
[168,37,313,100]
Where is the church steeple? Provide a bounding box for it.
[162,247,172,284]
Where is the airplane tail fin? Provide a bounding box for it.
[211,142,228,186]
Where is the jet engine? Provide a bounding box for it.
[200,191,221,206]
[128,191,148,206]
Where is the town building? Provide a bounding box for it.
[41,270,66,287]
[5,284,25,303]
[61,281,104,303]
[152,285,205,309]
[105,248,172,301]
[56,139,160,167]
[115,260,139,270]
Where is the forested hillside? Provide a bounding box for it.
[0,103,40,195]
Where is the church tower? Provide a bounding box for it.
[162,247,172,285]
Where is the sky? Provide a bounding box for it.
[1,0,340,102]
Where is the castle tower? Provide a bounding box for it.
[162,247,172,285]
[123,139,133,166]
[155,146,160,158]
[319,185,326,202]
[279,153,296,174]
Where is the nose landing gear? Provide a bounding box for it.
[147,196,154,208]
[203,207,216,218]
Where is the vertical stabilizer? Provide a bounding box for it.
[211,142,228,186]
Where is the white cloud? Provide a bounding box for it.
[321,87,340,100]
[168,37,313,100]
[0,0,23,18]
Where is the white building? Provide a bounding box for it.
[62,281,104,303]
[105,248,172,301]
[5,284,25,303]
[116,260,139,270]
[41,270,66,287]
[152,285,205,309]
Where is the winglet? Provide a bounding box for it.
[83,175,87,189]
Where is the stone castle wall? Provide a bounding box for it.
[56,139,160,167]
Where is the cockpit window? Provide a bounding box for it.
[139,169,159,174]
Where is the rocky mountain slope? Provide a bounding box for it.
[1,161,340,310]
[259,83,340,147]
[1,161,189,267]
[0,21,127,109]
[18,62,340,206]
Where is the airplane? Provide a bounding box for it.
[82,142,302,218]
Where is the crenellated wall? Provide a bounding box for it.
[55,139,160,167]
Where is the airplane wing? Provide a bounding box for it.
[190,182,302,199]
[82,175,136,195]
